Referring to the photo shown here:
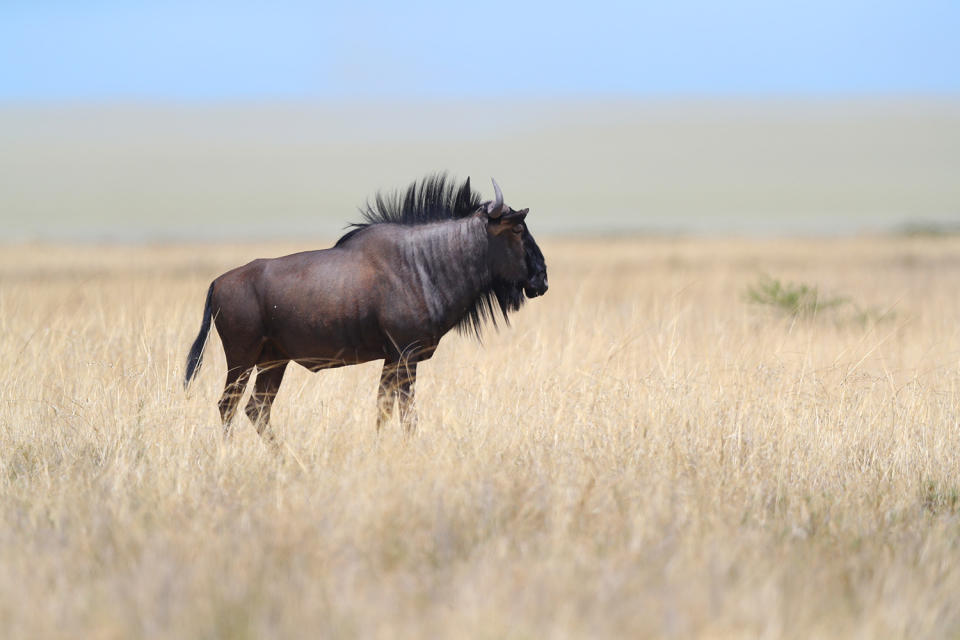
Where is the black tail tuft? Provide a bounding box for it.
[184,282,215,389]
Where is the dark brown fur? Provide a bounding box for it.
[184,175,547,439]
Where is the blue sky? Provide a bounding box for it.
[1,1,958,100]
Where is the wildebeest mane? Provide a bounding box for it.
[336,173,481,246]
[335,174,526,338]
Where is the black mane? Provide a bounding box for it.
[334,174,525,339]
[335,174,481,247]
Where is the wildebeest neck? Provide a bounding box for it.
[392,216,491,332]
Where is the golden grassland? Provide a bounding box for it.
[2,235,960,638]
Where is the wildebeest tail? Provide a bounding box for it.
[184,282,215,389]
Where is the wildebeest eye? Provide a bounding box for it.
[512,224,524,234]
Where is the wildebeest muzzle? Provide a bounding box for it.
[525,271,548,298]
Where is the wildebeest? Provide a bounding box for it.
[184,174,548,440]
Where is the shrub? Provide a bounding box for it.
[744,275,848,317]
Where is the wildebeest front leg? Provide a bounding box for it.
[245,360,288,445]
[377,361,398,432]
[397,361,418,434]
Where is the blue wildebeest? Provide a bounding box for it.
[184,175,548,440]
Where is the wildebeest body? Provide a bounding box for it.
[214,248,389,371]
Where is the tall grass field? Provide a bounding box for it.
[2,235,959,638]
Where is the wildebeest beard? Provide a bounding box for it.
[491,277,526,316]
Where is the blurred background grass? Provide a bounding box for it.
[2,98,959,241]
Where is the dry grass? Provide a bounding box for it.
[2,235,960,638]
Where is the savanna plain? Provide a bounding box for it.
[2,234,960,639]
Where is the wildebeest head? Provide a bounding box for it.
[482,178,549,300]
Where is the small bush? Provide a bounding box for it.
[896,221,960,237]
[745,275,848,317]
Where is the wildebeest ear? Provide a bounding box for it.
[503,208,528,222]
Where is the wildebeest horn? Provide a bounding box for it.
[486,177,505,217]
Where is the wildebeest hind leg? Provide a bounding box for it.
[376,361,399,432]
[219,365,252,435]
[245,359,288,445]
[397,361,418,434]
